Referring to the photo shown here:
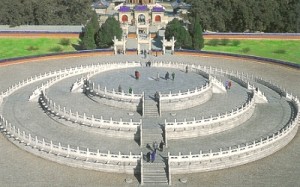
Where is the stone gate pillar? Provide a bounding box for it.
[162,36,166,55]
[171,36,175,54]
[113,36,117,55]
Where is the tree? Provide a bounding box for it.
[165,18,192,49]
[185,0,299,33]
[95,17,122,48]
[80,22,96,50]
[90,11,100,32]
[190,15,204,50]
[63,0,94,25]
[0,0,94,26]
[79,11,100,50]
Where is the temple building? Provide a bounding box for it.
[93,0,190,53]
[117,0,166,26]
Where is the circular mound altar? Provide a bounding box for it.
[0,54,299,186]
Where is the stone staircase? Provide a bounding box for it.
[144,99,159,117]
[142,127,164,148]
[141,106,169,185]
[142,162,169,185]
[141,118,164,148]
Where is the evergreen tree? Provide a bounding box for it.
[185,0,299,33]
[79,11,100,50]
[95,17,122,48]
[165,18,192,49]
[90,11,100,32]
[190,16,204,50]
[0,0,93,26]
[80,21,96,50]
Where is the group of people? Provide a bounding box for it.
[141,49,148,59]
[146,140,165,163]
[118,85,133,94]
[164,72,175,80]
[146,61,151,67]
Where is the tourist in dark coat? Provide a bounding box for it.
[159,140,164,151]
[165,72,170,80]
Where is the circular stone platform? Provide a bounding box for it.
[89,67,207,97]
[0,54,299,187]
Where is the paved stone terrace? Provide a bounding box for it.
[1,58,289,155]
[0,54,299,187]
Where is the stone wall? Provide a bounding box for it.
[160,88,213,111]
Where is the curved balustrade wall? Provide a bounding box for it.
[0,61,146,174]
[0,115,141,174]
[1,62,141,102]
[168,86,300,174]
[84,80,144,111]
[152,61,214,111]
[159,83,213,111]
[39,92,141,139]
[165,91,255,139]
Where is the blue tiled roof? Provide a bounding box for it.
[152,6,164,12]
[135,5,148,11]
[119,6,131,12]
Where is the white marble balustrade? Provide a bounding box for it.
[167,86,300,174]
[85,80,143,102]
[0,115,141,173]
[39,93,141,132]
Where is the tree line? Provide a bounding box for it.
[185,0,300,33]
[0,0,93,26]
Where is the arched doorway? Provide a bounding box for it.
[122,15,128,23]
[138,14,146,24]
[155,15,161,22]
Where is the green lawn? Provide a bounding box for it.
[0,38,299,65]
[203,39,300,64]
[0,38,78,59]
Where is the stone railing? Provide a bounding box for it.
[29,73,77,101]
[70,77,86,93]
[84,81,144,111]
[189,64,248,86]
[0,115,141,174]
[39,92,141,139]
[159,85,213,111]
[151,61,232,111]
[167,90,299,174]
[165,91,255,139]
[1,61,141,103]
[84,80,143,102]
[152,61,188,70]
[190,64,286,102]
[255,77,286,96]
[1,68,72,98]
[159,82,211,101]
[152,61,214,111]
[192,68,226,93]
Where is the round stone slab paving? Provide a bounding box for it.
[89,67,207,98]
